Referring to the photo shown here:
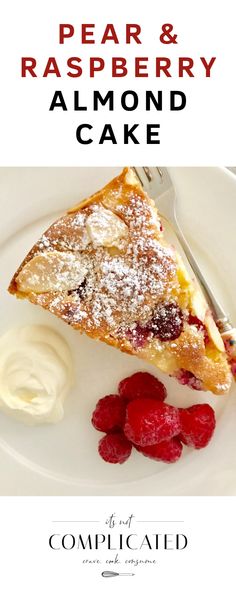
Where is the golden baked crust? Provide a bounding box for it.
[9,168,232,395]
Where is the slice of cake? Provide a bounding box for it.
[9,168,232,395]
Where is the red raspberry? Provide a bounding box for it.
[188,314,204,331]
[118,372,167,403]
[147,302,183,341]
[124,398,181,446]
[98,433,132,464]
[125,325,150,349]
[91,395,126,433]
[188,314,209,345]
[175,369,203,391]
[179,404,216,449]
[136,438,183,463]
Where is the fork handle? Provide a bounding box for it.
[170,216,236,380]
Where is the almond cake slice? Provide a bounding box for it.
[8,168,232,395]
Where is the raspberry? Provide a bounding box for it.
[188,314,204,331]
[174,369,203,391]
[91,394,126,433]
[179,404,216,449]
[124,398,181,446]
[98,433,132,464]
[147,302,183,341]
[136,438,183,463]
[118,372,167,403]
[125,325,150,349]
[188,314,209,345]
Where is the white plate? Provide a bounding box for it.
[0,167,235,496]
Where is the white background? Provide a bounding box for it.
[0,0,236,164]
[0,496,234,589]
[1,0,236,585]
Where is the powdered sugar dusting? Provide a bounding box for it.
[11,170,232,396]
[21,189,178,339]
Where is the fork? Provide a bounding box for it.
[132,166,236,378]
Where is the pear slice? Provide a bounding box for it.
[191,288,208,322]
[205,312,225,352]
[16,251,88,294]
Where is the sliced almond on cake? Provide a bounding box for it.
[16,251,88,293]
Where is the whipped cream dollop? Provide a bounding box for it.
[0,325,74,424]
